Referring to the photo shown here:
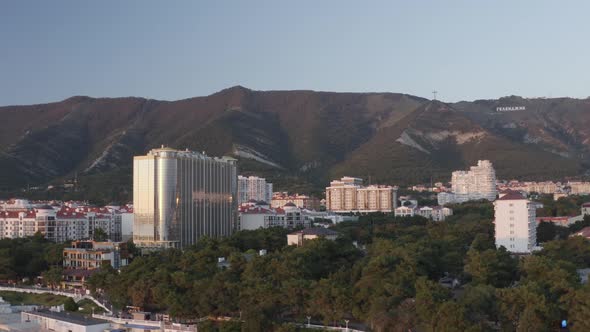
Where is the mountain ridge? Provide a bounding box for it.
[0,86,588,198]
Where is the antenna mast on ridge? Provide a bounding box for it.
[432,90,438,101]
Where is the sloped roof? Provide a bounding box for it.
[497,191,526,200]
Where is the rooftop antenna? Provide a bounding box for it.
[432,90,438,101]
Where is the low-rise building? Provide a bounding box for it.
[416,206,454,221]
[536,215,583,227]
[63,241,129,289]
[238,202,311,230]
[287,228,339,246]
[271,192,320,210]
[395,205,417,217]
[21,310,110,332]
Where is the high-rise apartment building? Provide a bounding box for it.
[237,176,273,204]
[133,147,237,249]
[494,191,537,254]
[438,160,497,205]
[325,177,397,213]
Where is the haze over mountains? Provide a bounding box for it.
[1,86,589,194]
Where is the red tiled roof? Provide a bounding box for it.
[239,207,274,214]
[582,203,590,208]
[574,227,590,238]
[0,210,37,218]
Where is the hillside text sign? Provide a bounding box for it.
[496,106,526,112]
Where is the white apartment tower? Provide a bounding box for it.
[494,191,537,254]
[439,160,497,205]
[238,176,273,204]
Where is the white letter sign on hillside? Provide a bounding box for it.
[496,106,526,112]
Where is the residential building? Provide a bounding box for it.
[325,177,397,213]
[63,241,129,270]
[568,181,590,195]
[395,205,417,217]
[133,147,238,249]
[238,202,311,230]
[287,228,339,246]
[438,160,497,205]
[0,202,122,242]
[494,191,537,254]
[62,240,130,289]
[238,175,273,204]
[416,206,454,221]
[271,192,320,210]
[536,215,583,227]
[21,310,110,332]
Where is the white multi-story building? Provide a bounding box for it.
[438,160,497,205]
[238,175,273,204]
[494,191,537,254]
[325,177,397,213]
[238,202,311,230]
[0,200,123,242]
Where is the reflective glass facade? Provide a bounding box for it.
[133,148,237,248]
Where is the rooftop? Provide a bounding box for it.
[290,228,339,236]
[497,191,527,201]
[23,310,109,326]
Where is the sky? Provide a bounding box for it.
[1,0,589,105]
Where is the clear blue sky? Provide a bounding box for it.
[1,0,589,106]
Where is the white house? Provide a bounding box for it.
[395,205,417,217]
[416,206,453,221]
[494,191,537,254]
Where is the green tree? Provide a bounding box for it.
[414,276,451,328]
[64,297,79,311]
[539,236,590,268]
[459,284,497,325]
[93,228,108,242]
[42,266,63,290]
[432,302,468,332]
[464,247,518,288]
[562,284,590,332]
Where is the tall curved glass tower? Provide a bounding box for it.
[133,147,237,248]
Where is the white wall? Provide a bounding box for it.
[121,212,134,241]
[239,214,267,230]
[495,199,536,253]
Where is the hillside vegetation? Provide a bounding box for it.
[1,87,589,202]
